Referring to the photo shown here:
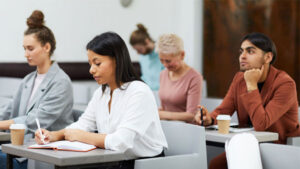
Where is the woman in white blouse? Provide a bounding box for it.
[35,32,167,165]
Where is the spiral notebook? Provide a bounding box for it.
[28,140,96,152]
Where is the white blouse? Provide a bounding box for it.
[67,81,168,158]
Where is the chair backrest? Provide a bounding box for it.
[72,83,90,105]
[225,133,262,169]
[201,98,222,112]
[287,136,300,146]
[160,120,206,157]
[86,82,99,100]
[134,121,207,169]
[0,77,22,98]
[0,96,12,113]
[286,107,300,146]
[260,143,300,169]
[152,91,160,107]
[72,109,84,121]
[202,79,207,98]
[201,98,239,123]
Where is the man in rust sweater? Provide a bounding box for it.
[194,32,300,169]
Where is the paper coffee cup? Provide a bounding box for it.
[10,124,26,145]
[216,115,231,134]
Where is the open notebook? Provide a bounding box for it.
[28,141,97,152]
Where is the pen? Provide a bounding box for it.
[35,118,46,144]
[200,107,203,126]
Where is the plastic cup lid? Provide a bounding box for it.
[216,115,231,120]
[9,124,26,130]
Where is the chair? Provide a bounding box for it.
[152,90,160,107]
[0,96,12,112]
[0,77,22,98]
[200,97,222,112]
[72,83,90,105]
[201,97,239,123]
[134,120,207,169]
[225,133,262,169]
[260,143,300,169]
[0,77,22,115]
[72,108,84,121]
[287,136,300,146]
[286,107,300,147]
[202,79,207,98]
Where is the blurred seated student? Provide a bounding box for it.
[130,24,164,91]
[0,10,73,169]
[35,32,168,169]
[194,32,300,169]
[158,34,202,123]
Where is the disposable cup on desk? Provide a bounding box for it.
[9,124,26,145]
[217,115,231,134]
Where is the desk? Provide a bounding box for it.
[2,141,135,169]
[0,132,10,144]
[206,130,279,144]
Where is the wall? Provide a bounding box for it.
[0,0,203,73]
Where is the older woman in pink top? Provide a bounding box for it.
[157,34,203,123]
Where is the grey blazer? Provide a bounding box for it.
[0,62,74,134]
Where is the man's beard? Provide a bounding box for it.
[239,58,265,72]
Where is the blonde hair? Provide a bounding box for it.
[156,34,184,54]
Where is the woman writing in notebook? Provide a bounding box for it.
[0,10,73,134]
[0,10,73,169]
[35,32,167,167]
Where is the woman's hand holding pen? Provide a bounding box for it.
[194,105,212,126]
[35,129,51,144]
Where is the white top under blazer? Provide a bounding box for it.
[67,81,168,158]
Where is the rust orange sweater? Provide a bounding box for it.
[210,66,300,143]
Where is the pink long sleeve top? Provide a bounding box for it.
[159,68,203,114]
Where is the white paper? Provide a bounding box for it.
[29,141,96,151]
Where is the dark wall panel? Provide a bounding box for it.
[204,0,300,102]
[0,62,141,80]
